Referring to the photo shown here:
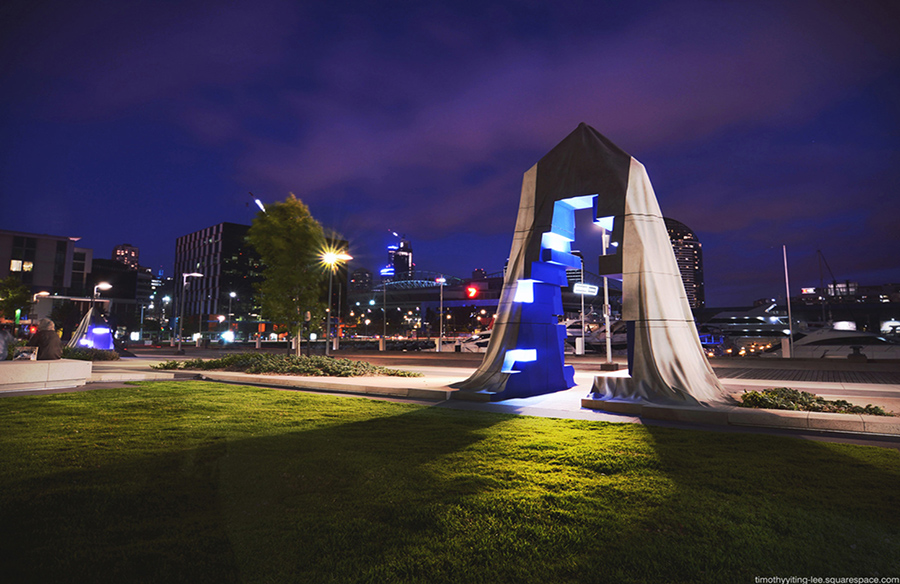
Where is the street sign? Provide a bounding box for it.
[573,283,599,296]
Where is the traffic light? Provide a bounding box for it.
[466,286,478,299]
[28,325,37,335]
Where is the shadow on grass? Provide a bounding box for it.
[0,404,507,583]
[621,424,900,582]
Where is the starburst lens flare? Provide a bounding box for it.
[320,248,353,270]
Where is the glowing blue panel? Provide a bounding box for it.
[513,279,536,303]
[501,348,537,373]
[550,201,576,241]
[559,194,596,210]
[594,215,614,232]
[541,231,572,252]
[531,262,569,287]
[540,248,582,269]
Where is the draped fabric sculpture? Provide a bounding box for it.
[455,123,726,405]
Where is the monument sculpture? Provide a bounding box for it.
[455,123,726,405]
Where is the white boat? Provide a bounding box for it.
[761,328,900,359]
[564,319,628,352]
[457,330,492,352]
[702,303,792,339]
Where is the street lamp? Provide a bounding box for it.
[600,226,614,367]
[436,276,446,352]
[140,301,146,342]
[92,282,112,312]
[177,272,203,354]
[383,282,387,343]
[322,250,352,356]
[227,291,237,332]
[162,296,171,337]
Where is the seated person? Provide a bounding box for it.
[28,318,63,360]
[0,324,14,360]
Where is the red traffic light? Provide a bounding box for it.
[29,325,37,335]
[466,286,478,298]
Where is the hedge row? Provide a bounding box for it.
[151,353,422,377]
[739,387,891,416]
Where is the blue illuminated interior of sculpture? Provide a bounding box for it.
[499,193,615,398]
[513,279,536,303]
[501,349,537,373]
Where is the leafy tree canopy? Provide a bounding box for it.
[245,194,328,339]
[0,276,31,321]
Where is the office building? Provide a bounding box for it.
[173,222,262,336]
[0,229,79,294]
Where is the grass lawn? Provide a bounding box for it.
[1,381,898,583]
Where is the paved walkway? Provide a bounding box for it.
[4,349,900,449]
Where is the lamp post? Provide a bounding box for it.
[177,272,203,355]
[92,282,112,309]
[580,254,586,355]
[571,251,586,356]
[227,292,236,333]
[162,296,171,339]
[322,250,352,357]
[91,282,112,321]
[783,245,793,359]
[601,227,613,367]
[436,276,446,352]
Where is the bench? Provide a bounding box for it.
[0,359,92,392]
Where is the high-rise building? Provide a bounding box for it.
[112,243,140,269]
[392,237,414,280]
[664,218,705,309]
[380,236,414,281]
[0,229,79,293]
[173,222,262,335]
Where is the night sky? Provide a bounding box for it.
[2,0,898,307]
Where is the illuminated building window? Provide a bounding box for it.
[10,259,22,272]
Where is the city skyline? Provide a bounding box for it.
[2,0,898,306]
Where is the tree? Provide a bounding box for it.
[246,194,327,355]
[0,276,31,322]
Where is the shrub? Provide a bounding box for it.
[152,353,422,377]
[6,339,26,361]
[61,347,121,361]
[739,387,890,416]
